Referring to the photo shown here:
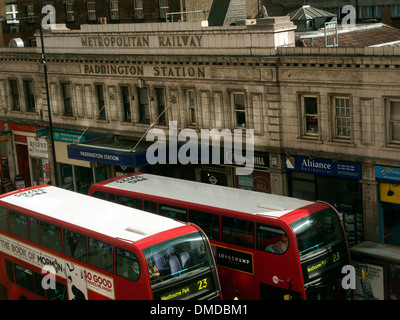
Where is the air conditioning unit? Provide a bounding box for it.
[10,26,19,33]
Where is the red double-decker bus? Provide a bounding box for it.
[0,185,221,300]
[89,173,352,300]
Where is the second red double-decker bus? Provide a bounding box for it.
[0,185,221,300]
[89,173,352,300]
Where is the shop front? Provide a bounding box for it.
[67,135,160,192]
[375,165,400,246]
[284,155,363,245]
[9,123,44,189]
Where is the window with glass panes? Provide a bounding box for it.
[389,100,400,143]
[232,92,246,127]
[134,0,144,19]
[334,97,350,138]
[301,95,319,136]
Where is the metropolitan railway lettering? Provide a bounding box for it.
[81,35,202,48]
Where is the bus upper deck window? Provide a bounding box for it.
[256,224,289,255]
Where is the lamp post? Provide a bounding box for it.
[0,16,58,186]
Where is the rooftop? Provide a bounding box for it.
[297,23,400,47]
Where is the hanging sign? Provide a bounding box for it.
[27,137,48,159]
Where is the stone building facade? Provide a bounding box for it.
[0,17,399,246]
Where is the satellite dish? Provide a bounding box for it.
[9,38,24,48]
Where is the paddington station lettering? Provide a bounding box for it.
[83,64,206,78]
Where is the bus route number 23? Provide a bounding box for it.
[198,278,208,291]
[332,251,340,263]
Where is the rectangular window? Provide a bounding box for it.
[29,217,40,244]
[117,195,143,209]
[9,79,20,111]
[34,272,46,298]
[232,92,246,127]
[61,82,73,116]
[256,224,288,254]
[189,210,220,240]
[159,0,169,18]
[89,238,114,273]
[116,248,140,282]
[133,0,144,19]
[0,207,7,232]
[26,5,35,23]
[187,90,196,125]
[95,84,106,120]
[6,4,19,23]
[392,5,400,18]
[389,100,400,144]
[159,204,187,222]
[66,3,75,21]
[14,264,34,292]
[221,216,254,248]
[333,97,351,139]
[155,88,166,126]
[87,2,96,21]
[41,221,62,253]
[143,200,157,214]
[121,85,131,121]
[9,211,28,240]
[300,95,319,136]
[363,6,381,19]
[110,0,119,20]
[23,80,35,112]
[64,229,87,263]
[137,87,150,124]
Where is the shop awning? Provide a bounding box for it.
[67,135,154,168]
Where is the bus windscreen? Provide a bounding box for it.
[142,231,217,300]
[290,208,345,257]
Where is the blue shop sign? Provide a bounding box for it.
[285,155,361,179]
[67,144,148,168]
[375,166,400,181]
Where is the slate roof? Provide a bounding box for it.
[297,23,400,47]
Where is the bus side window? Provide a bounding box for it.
[116,248,140,282]
[189,210,220,240]
[0,207,7,232]
[159,204,187,222]
[256,223,289,255]
[46,281,67,300]
[9,211,28,240]
[93,191,115,202]
[117,195,143,210]
[89,238,114,273]
[41,222,62,253]
[33,272,46,298]
[14,264,34,293]
[64,229,87,263]
[29,217,40,244]
[144,200,157,214]
[221,216,254,249]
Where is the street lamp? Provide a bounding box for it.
[0,16,58,186]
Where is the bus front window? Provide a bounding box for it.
[142,231,218,300]
[290,208,350,300]
[291,208,344,257]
